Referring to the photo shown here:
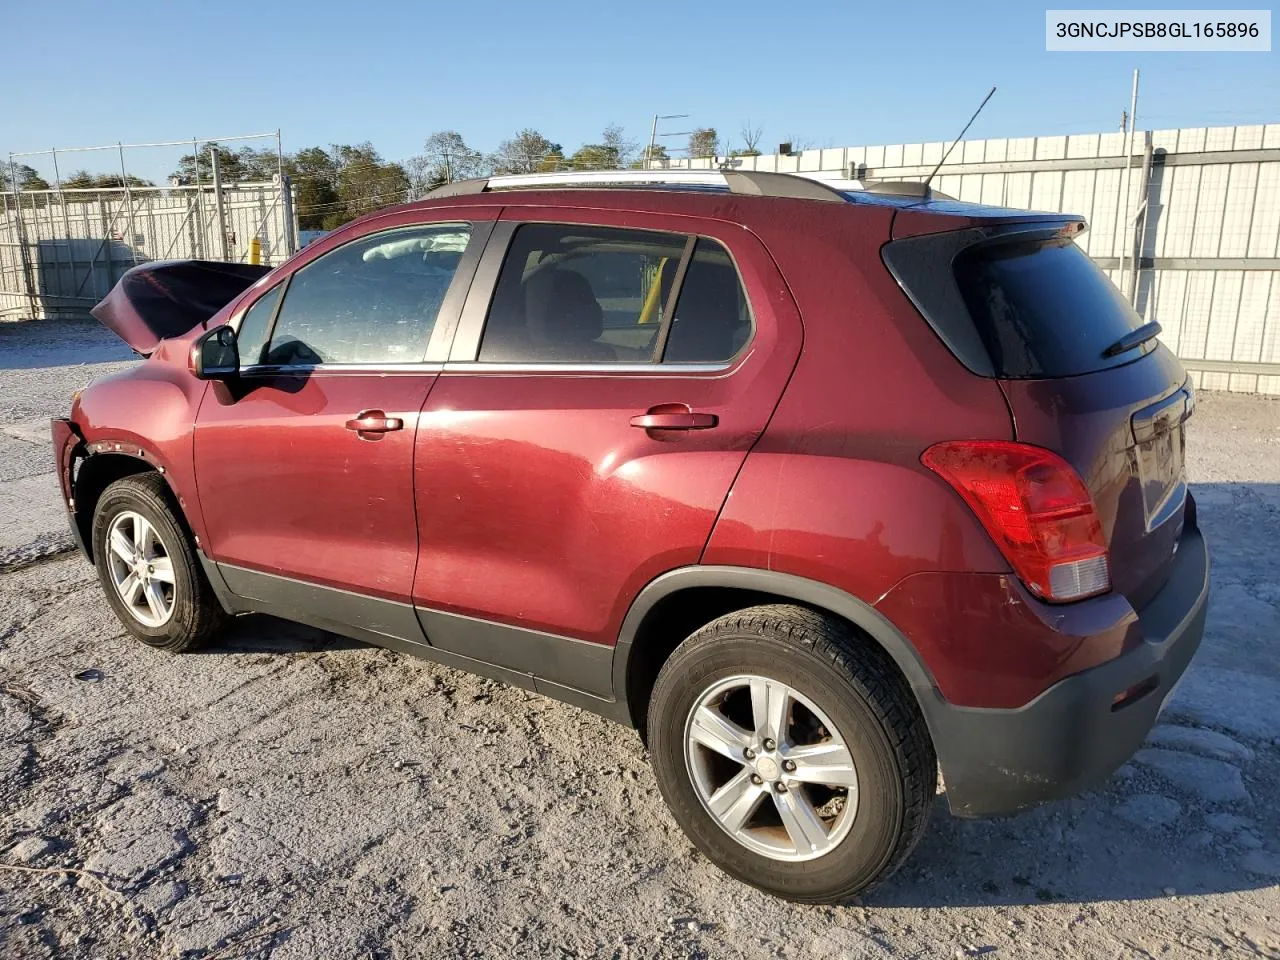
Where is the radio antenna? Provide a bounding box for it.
[924,86,996,191]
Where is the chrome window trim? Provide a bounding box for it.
[441,361,732,376]
[238,362,446,376]
[234,361,731,376]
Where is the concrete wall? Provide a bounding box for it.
[671,124,1280,395]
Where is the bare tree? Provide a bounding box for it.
[601,123,638,168]
[688,128,720,159]
[491,129,559,175]
[739,121,763,154]
[407,131,485,196]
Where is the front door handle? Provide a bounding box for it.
[345,410,404,438]
[630,406,718,431]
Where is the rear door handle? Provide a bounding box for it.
[630,409,718,431]
[345,410,404,437]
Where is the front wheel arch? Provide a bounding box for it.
[73,453,187,562]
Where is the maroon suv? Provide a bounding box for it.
[52,170,1208,903]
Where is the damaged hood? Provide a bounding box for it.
[90,259,271,355]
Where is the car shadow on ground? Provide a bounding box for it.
[193,612,366,655]
[858,769,1277,908]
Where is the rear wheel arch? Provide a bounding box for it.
[614,566,942,742]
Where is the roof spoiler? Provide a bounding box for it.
[862,180,955,202]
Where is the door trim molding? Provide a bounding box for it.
[416,607,614,700]
[215,561,427,650]
[202,559,627,721]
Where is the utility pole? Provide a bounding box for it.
[1116,68,1140,298]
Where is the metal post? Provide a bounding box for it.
[1127,131,1154,307]
[647,114,659,170]
[8,154,39,319]
[275,129,285,186]
[79,198,97,298]
[280,174,297,256]
[51,148,75,301]
[118,143,139,264]
[277,129,296,255]
[210,146,229,261]
[192,138,206,259]
[1116,69,1140,295]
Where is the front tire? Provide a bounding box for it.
[648,604,935,903]
[91,473,224,652]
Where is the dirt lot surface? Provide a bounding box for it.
[1,319,1278,959]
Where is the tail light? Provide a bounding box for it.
[922,440,1110,602]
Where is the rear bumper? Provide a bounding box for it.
[929,521,1209,817]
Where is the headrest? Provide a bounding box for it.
[524,268,603,343]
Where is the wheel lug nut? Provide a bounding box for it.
[783,759,796,772]
[743,748,755,760]
[763,738,776,751]
[775,781,787,793]
[750,774,763,785]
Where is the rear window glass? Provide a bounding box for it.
[953,239,1151,378]
[664,239,753,363]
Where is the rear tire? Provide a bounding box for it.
[647,604,935,903]
[91,472,224,653]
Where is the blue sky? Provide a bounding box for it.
[5,0,1277,183]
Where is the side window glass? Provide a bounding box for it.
[662,238,753,363]
[235,283,281,368]
[264,223,471,366]
[478,224,688,363]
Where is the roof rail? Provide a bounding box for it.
[425,169,848,203]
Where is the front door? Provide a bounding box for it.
[411,211,802,684]
[193,217,488,604]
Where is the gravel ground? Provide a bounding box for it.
[1,319,1278,959]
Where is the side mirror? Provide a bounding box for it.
[190,325,240,380]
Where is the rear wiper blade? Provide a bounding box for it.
[1103,321,1162,358]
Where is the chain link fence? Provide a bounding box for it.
[3,134,296,321]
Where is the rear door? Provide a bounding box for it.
[193,212,493,603]
[952,235,1192,608]
[410,209,802,665]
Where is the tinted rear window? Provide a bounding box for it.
[954,239,1151,378]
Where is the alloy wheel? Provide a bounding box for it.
[683,674,859,861]
[105,510,177,628]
